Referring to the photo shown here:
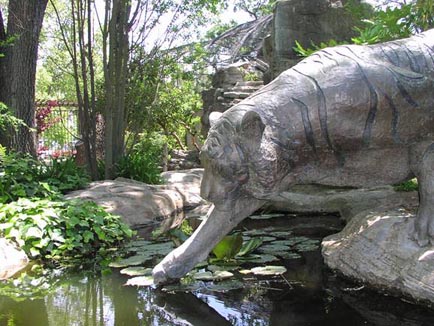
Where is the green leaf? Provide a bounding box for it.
[212,234,243,260]
[237,238,263,257]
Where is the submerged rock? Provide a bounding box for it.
[0,238,29,280]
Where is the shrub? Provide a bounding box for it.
[116,133,164,184]
[0,150,89,203]
[0,198,134,264]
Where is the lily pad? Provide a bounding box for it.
[242,229,269,237]
[205,280,244,292]
[268,231,293,239]
[193,271,215,281]
[278,252,302,260]
[258,244,291,255]
[213,271,234,280]
[237,254,279,264]
[250,265,287,276]
[207,265,239,272]
[295,239,320,252]
[192,270,234,281]
[272,238,308,246]
[261,236,278,242]
[194,261,209,269]
[141,242,174,255]
[125,275,154,287]
[163,282,203,293]
[239,269,253,275]
[109,255,152,268]
[120,267,152,276]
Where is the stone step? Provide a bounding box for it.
[231,85,263,93]
[222,91,252,99]
[235,81,264,87]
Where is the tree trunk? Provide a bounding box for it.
[0,0,48,156]
[104,0,131,179]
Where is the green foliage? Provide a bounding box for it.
[243,70,261,81]
[293,39,346,57]
[212,234,244,260]
[205,20,239,40]
[0,102,26,132]
[0,198,133,264]
[294,0,434,56]
[234,0,277,19]
[39,157,89,192]
[352,5,413,44]
[0,150,89,204]
[394,179,418,192]
[126,50,204,151]
[352,0,434,45]
[116,133,164,184]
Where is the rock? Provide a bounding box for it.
[65,169,208,231]
[167,150,201,171]
[0,238,29,280]
[267,185,418,222]
[266,0,361,79]
[322,200,434,305]
[161,169,206,210]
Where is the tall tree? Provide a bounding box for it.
[0,0,49,155]
[51,0,99,179]
[103,0,132,179]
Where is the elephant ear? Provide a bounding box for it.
[240,111,265,153]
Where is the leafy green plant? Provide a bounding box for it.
[0,151,89,203]
[293,39,346,58]
[40,156,89,192]
[212,234,244,261]
[0,151,58,203]
[0,198,134,265]
[0,102,26,132]
[394,179,418,192]
[116,133,164,184]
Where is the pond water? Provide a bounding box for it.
[2,214,434,326]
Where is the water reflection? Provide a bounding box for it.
[2,214,434,325]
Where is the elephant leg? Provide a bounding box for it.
[412,143,434,246]
[153,197,264,284]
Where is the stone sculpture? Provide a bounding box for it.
[153,30,434,284]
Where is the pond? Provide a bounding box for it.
[1,214,434,326]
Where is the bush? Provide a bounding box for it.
[116,133,164,184]
[0,150,89,203]
[0,198,134,264]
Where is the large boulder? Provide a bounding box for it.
[66,169,208,231]
[0,238,29,280]
[322,198,434,304]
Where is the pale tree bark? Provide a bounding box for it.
[0,0,48,155]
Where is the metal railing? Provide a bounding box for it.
[36,101,79,159]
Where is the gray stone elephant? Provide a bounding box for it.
[153,29,434,284]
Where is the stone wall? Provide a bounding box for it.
[265,0,359,80]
